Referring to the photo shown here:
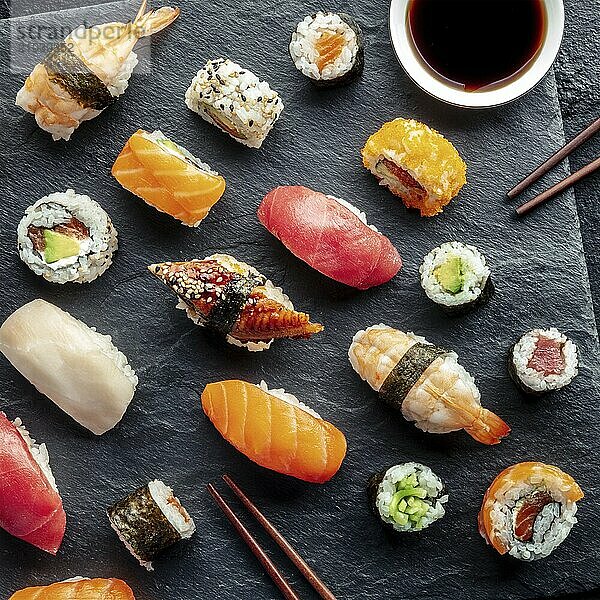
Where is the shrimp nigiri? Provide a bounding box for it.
[0,413,66,554]
[348,324,510,444]
[15,1,180,141]
[10,578,135,599]
[201,380,347,483]
[479,462,583,561]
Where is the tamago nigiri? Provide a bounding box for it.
[15,1,180,141]
[10,578,136,600]
[201,380,347,483]
[349,324,510,444]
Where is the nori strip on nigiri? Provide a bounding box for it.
[379,343,448,408]
[42,43,114,110]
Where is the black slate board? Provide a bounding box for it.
[1,1,599,599]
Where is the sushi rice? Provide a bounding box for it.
[329,195,379,232]
[185,59,284,148]
[17,189,117,284]
[289,12,364,84]
[13,417,57,492]
[257,380,321,419]
[372,463,448,532]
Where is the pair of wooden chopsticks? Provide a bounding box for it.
[508,117,600,215]
[208,475,337,600]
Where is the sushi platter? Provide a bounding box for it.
[1,0,600,598]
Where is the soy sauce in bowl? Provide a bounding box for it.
[407,0,546,92]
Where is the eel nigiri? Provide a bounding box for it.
[479,462,583,561]
[149,254,323,351]
[258,186,402,290]
[112,129,226,226]
[0,299,138,435]
[348,324,510,444]
[10,578,135,599]
[201,380,347,483]
[15,2,180,141]
[0,413,66,554]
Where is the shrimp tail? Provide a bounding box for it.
[133,3,181,38]
[465,407,511,445]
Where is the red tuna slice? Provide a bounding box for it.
[0,413,66,554]
[527,336,566,376]
[258,186,402,290]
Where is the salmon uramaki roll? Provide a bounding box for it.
[112,130,226,227]
[201,380,347,483]
[479,462,583,561]
[362,118,467,216]
[348,324,510,444]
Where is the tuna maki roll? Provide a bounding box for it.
[17,189,117,284]
[368,463,448,533]
[185,59,284,148]
[289,12,364,87]
[108,480,195,570]
[420,242,492,314]
[509,328,578,395]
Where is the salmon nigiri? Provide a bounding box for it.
[201,380,347,483]
[112,129,226,226]
[479,462,583,561]
[0,413,66,554]
[10,578,135,599]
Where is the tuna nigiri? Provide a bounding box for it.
[0,413,66,554]
[149,254,323,351]
[201,380,347,483]
[10,578,135,599]
[112,129,226,226]
[258,186,402,290]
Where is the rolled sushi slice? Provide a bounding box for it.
[185,58,284,148]
[10,578,136,599]
[420,241,492,313]
[509,328,578,395]
[201,380,347,483]
[348,324,510,444]
[479,462,583,561]
[0,413,66,555]
[258,186,402,289]
[148,254,323,351]
[15,2,180,141]
[289,12,364,86]
[108,480,195,570]
[0,299,138,435]
[362,118,467,217]
[112,129,226,227]
[368,463,448,533]
[17,189,117,284]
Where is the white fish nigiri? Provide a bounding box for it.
[0,299,137,435]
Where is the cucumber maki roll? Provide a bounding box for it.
[289,12,364,87]
[368,463,448,533]
[509,328,578,395]
[108,480,195,571]
[419,242,492,314]
[17,189,117,284]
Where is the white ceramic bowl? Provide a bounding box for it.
[389,0,565,108]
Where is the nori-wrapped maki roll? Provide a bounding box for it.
[419,242,493,315]
[368,463,448,533]
[107,480,195,570]
[289,12,364,87]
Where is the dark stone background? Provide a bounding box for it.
[0,0,600,600]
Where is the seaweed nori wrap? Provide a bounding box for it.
[379,342,448,408]
[42,43,114,110]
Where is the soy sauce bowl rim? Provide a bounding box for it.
[388,0,565,109]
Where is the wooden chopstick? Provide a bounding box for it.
[516,155,600,216]
[222,474,337,600]
[207,483,301,600]
[508,117,600,199]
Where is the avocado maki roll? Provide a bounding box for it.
[509,328,578,395]
[419,242,492,314]
[108,480,196,570]
[17,189,117,284]
[368,463,448,533]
